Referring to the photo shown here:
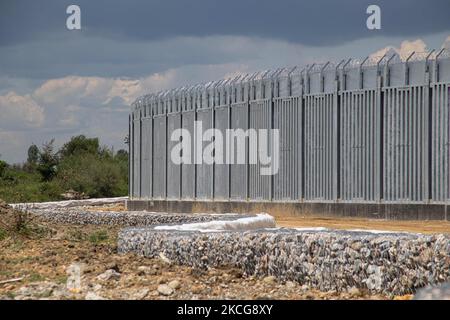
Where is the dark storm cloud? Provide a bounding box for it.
[1,0,449,47]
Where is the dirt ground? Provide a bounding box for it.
[274,215,450,234]
[0,203,403,300]
[3,201,446,300]
[0,221,397,300]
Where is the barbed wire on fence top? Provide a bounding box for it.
[131,48,450,109]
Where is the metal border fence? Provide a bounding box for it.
[130,49,450,204]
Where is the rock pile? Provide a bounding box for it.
[21,208,243,227]
[118,228,450,295]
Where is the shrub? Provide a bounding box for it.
[56,153,127,198]
[0,160,7,178]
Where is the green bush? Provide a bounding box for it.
[0,135,128,203]
[56,153,127,198]
[0,160,8,178]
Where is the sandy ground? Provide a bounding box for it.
[91,203,450,234]
[274,215,450,234]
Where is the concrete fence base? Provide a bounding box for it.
[126,200,449,221]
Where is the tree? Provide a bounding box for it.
[37,139,58,181]
[115,149,128,161]
[27,144,39,164]
[0,160,7,178]
[59,135,99,160]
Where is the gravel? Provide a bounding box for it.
[118,228,450,295]
[24,208,244,227]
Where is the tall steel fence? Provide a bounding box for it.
[130,49,450,204]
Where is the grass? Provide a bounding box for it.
[0,228,7,241]
[55,275,68,285]
[88,230,109,244]
[65,229,87,242]
[28,273,45,282]
[0,207,53,240]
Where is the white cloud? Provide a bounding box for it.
[370,39,428,60]
[0,92,45,129]
[442,36,450,50]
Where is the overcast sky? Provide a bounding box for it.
[1,0,449,163]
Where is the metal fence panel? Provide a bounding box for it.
[304,93,336,200]
[214,106,230,199]
[230,101,249,200]
[129,113,133,198]
[141,116,152,199]
[431,83,450,202]
[181,110,196,199]
[132,110,141,198]
[152,115,167,199]
[340,89,380,201]
[273,96,302,200]
[196,108,213,199]
[303,65,337,201]
[248,73,273,201]
[167,113,181,199]
[383,85,428,202]
[249,98,272,200]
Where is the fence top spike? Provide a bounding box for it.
[230,74,242,84]
[259,69,271,79]
[425,49,436,63]
[435,48,446,60]
[376,53,387,68]
[405,51,416,63]
[287,66,298,76]
[273,67,286,78]
[342,58,352,72]
[307,63,316,73]
[320,61,331,73]
[360,56,369,68]
[248,72,260,81]
[335,60,345,72]
[386,53,398,67]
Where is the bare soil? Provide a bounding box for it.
[275,215,450,235]
[3,201,441,300]
[0,205,400,300]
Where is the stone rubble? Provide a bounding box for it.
[97,269,121,282]
[157,284,174,296]
[22,207,242,227]
[118,228,450,295]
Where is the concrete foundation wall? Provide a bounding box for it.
[126,199,449,221]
